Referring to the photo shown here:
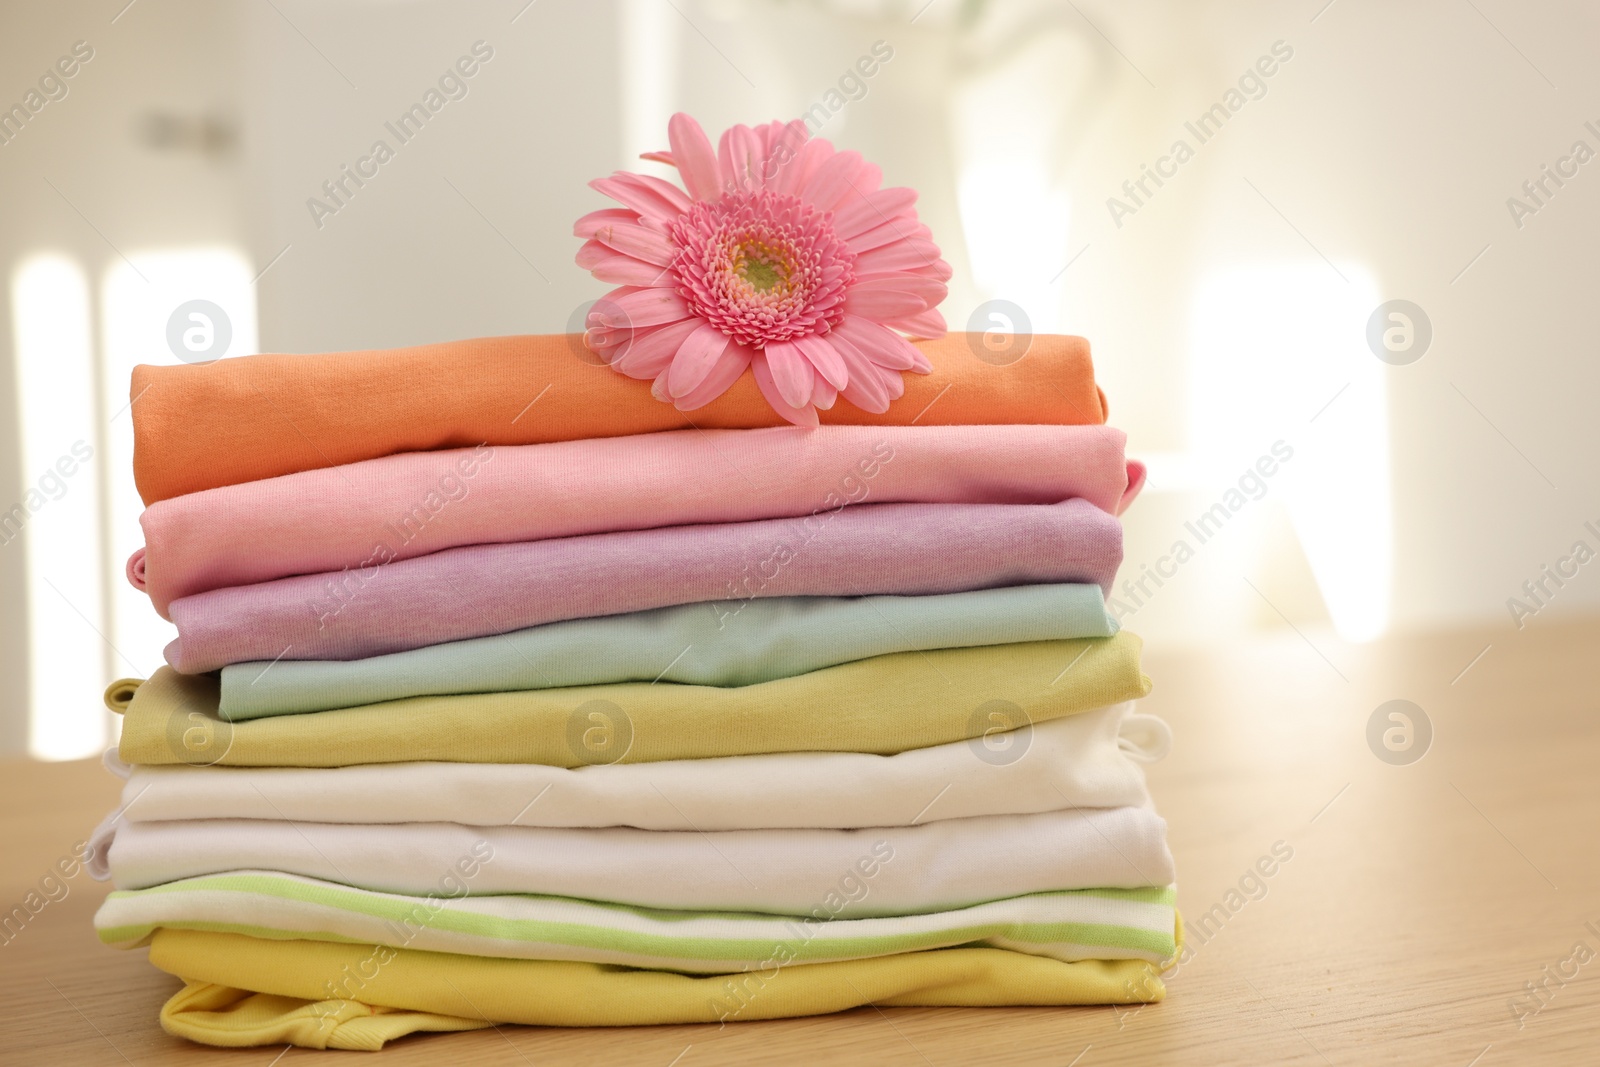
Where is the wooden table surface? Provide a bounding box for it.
[5,618,1598,1065]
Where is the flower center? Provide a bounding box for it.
[735,242,789,293]
[670,191,855,349]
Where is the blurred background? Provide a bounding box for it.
[1,0,1595,760]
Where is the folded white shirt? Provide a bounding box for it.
[97,702,1169,832]
[93,807,1174,916]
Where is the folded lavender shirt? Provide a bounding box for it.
[164,498,1121,673]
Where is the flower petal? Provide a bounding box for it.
[590,286,691,329]
[835,315,925,372]
[610,319,703,379]
[854,271,948,306]
[584,287,635,328]
[752,353,821,427]
[762,340,816,409]
[591,173,690,221]
[634,173,693,214]
[667,323,734,398]
[846,217,932,253]
[574,207,637,239]
[826,161,884,221]
[834,187,918,239]
[592,219,678,267]
[761,120,810,188]
[810,377,838,411]
[878,359,909,398]
[675,341,754,410]
[669,113,722,201]
[828,333,893,413]
[718,123,764,195]
[799,149,866,213]
[852,238,943,275]
[772,135,831,197]
[843,287,929,321]
[582,324,628,363]
[577,240,675,286]
[884,307,948,341]
[592,258,675,287]
[574,239,612,271]
[793,334,850,391]
[753,121,781,158]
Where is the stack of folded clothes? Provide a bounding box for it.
[88,117,1180,1051]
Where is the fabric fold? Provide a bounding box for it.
[217,584,1116,720]
[134,424,1142,616]
[97,808,1175,913]
[97,871,1179,972]
[149,930,1173,1047]
[117,634,1152,768]
[95,703,1165,831]
[131,332,1110,506]
[163,498,1124,673]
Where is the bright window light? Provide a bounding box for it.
[102,247,258,678]
[1189,262,1391,642]
[10,255,107,760]
[619,0,678,170]
[958,161,1070,332]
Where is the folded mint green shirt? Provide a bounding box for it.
[218,585,1115,720]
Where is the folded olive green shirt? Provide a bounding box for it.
[113,634,1149,768]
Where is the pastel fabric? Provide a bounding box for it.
[150,932,1175,1049]
[131,425,1144,616]
[97,703,1169,830]
[115,634,1152,768]
[162,498,1123,673]
[218,584,1117,720]
[129,332,1111,506]
[97,871,1179,972]
[95,808,1176,913]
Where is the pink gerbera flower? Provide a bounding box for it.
[574,113,951,425]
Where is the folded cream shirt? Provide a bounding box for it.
[97,703,1169,831]
[94,806,1174,915]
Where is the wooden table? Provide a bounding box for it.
[6,619,1598,1064]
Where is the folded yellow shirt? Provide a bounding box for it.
[114,635,1149,767]
[150,928,1177,1050]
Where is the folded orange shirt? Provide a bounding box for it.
[130,333,1108,505]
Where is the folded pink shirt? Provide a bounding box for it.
[131,425,1142,618]
[164,498,1123,673]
